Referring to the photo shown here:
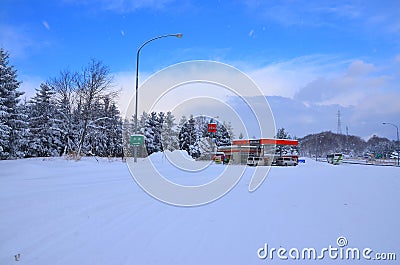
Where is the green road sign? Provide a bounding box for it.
[130,134,145,146]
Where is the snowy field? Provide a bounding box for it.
[1,155,399,265]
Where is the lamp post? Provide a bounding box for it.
[382,122,400,166]
[134,33,183,162]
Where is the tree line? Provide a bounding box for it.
[123,113,234,159]
[0,48,234,160]
[298,131,399,158]
[0,48,122,159]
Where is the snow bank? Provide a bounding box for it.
[147,150,213,174]
[148,150,194,163]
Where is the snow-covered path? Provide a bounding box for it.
[1,157,399,264]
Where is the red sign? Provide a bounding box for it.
[208,123,217,133]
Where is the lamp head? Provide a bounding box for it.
[175,33,183,38]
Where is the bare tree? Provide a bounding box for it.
[49,69,78,156]
[74,59,115,156]
[49,60,116,157]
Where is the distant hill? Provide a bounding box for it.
[298,131,396,158]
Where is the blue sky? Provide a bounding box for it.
[1,0,400,139]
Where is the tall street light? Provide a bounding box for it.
[134,33,183,162]
[382,122,399,166]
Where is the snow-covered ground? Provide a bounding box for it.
[1,156,399,264]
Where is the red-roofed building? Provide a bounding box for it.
[217,138,298,164]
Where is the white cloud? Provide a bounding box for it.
[113,55,400,138]
[247,54,347,98]
[345,60,375,76]
[42,21,50,30]
[113,62,276,138]
[234,55,400,137]
[294,59,390,108]
[248,29,255,37]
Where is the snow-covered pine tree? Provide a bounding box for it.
[0,49,25,159]
[215,122,231,147]
[161,111,178,151]
[276,128,291,156]
[154,112,165,152]
[104,99,123,157]
[84,99,106,156]
[189,138,201,158]
[75,96,123,158]
[28,83,62,157]
[177,115,187,135]
[178,115,190,153]
[179,115,200,158]
[16,100,31,157]
[144,112,158,155]
[138,111,149,135]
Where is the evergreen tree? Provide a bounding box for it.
[189,138,201,158]
[276,128,291,156]
[138,111,149,135]
[0,49,25,159]
[86,97,122,157]
[179,115,200,158]
[154,112,165,152]
[17,100,31,157]
[215,122,231,147]
[28,83,62,157]
[161,111,178,151]
[144,112,159,155]
[105,101,123,157]
[177,115,187,135]
[276,128,290,139]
